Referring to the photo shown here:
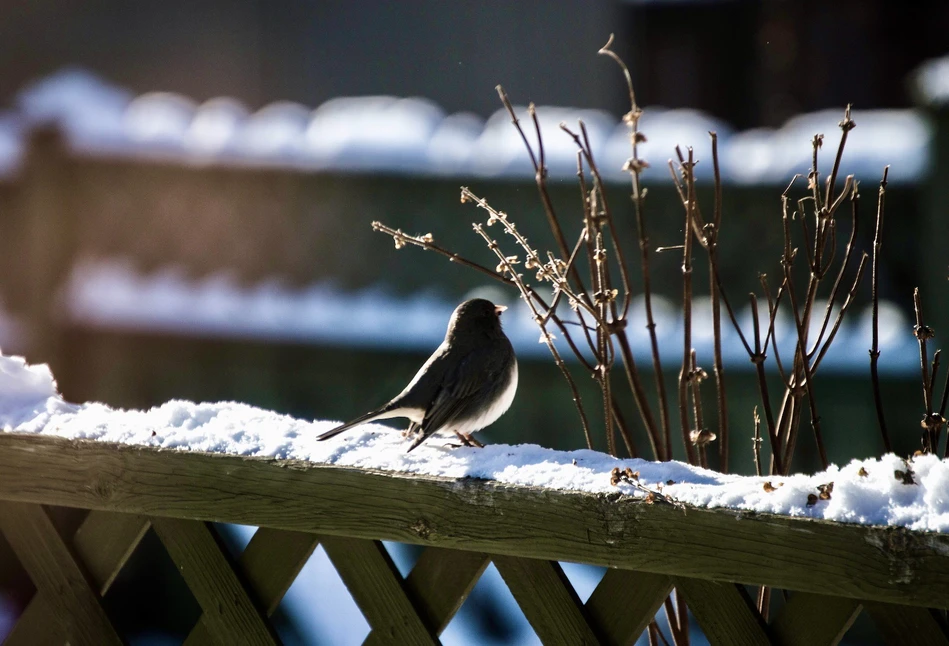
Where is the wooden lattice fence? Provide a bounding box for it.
[0,432,947,645]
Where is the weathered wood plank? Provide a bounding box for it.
[7,510,149,644]
[585,569,673,646]
[0,502,123,646]
[183,527,319,646]
[73,510,151,595]
[231,527,318,616]
[364,546,489,644]
[151,517,278,645]
[320,536,436,645]
[674,576,770,645]
[494,555,602,645]
[769,592,861,646]
[1,434,948,608]
[866,602,949,645]
[3,597,67,646]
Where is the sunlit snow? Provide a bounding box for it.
[1,352,947,532]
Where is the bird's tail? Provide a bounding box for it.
[316,407,390,441]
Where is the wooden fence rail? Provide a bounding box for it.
[0,432,947,645]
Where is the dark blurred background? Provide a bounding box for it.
[1,1,949,643]
[2,0,948,125]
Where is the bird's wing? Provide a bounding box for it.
[406,348,509,451]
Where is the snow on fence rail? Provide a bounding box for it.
[0,355,948,644]
[1,433,949,645]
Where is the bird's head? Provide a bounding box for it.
[446,298,508,341]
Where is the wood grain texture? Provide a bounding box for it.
[73,510,151,595]
[321,536,436,645]
[152,517,278,645]
[364,546,489,644]
[769,592,861,646]
[585,568,673,646]
[6,510,148,644]
[866,602,949,645]
[183,527,318,646]
[494,555,602,645]
[0,502,123,646]
[673,576,770,646]
[1,433,948,609]
[3,597,67,646]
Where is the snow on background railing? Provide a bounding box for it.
[63,259,916,375]
[0,66,934,184]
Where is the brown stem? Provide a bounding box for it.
[600,36,672,460]
[869,167,892,452]
[709,131,728,472]
[678,149,698,465]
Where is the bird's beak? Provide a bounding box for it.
[495,304,508,316]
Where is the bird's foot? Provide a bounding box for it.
[453,431,485,449]
[401,423,421,438]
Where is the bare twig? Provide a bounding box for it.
[677,148,699,465]
[753,406,763,477]
[869,167,892,452]
[600,34,672,460]
[709,131,729,472]
[473,221,596,449]
[913,287,939,453]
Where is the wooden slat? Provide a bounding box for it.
[674,576,770,646]
[6,510,149,644]
[183,527,319,646]
[3,598,67,646]
[230,527,318,615]
[364,546,489,644]
[770,592,861,646]
[866,602,949,645]
[2,434,949,609]
[586,569,673,646]
[494,555,602,645]
[0,502,123,646]
[72,510,151,595]
[321,536,436,645]
[151,517,278,645]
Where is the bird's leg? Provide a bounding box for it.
[401,422,420,438]
[454,431,485,448]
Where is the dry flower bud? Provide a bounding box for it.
[858,466,869,477]
[393,236,406,250]
[420,233,434,243]
[914,324,935,341]
[895,469,916,485]
[806,493,819,507]
[622,109,642,125]
[689,429,717,446]
[763,481,777,492]
[666,479,675,486]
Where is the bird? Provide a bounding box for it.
[316,298,518,452]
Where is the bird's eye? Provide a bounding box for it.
[494,305,507,317]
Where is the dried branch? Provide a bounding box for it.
[708,131,729,472]
[600,34,672,460]
[869,167,892,452]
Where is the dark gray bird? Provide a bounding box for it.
[316,298,518,452]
